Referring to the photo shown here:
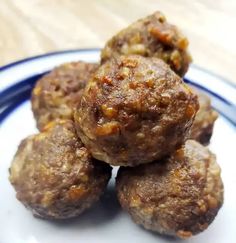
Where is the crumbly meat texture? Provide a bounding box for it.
[31,62,98,131]
[9,120,112,219]
[75,55,199,166]
[101,11,191,77]
[189,89,218,145]
[116,140,224,239]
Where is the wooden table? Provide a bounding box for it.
[0,0,235,83]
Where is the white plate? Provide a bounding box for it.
[0,49,236,243]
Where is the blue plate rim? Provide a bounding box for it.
[0,49,235,126]
[0,48,235,89]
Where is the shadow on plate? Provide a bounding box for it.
[149,230,184,242]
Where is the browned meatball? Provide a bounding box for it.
[101,11,191,77]
[116,140,224,239]
[189,89,218,145]
[75,55,199,166]
[31,61,98,131]
[9,120,112,220]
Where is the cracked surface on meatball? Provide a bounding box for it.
[101,11,191,77]
[116,140,224,239]
[75,55,199,166]
[9,120,112,219]
[189,89,218,145]
[32,62,98,131]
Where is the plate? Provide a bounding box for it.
[0,49,236,243]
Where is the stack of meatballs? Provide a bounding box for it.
[9,11,223,239]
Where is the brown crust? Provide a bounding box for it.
[31,62,98,131]
[101,11,191,77]
[75,55,199,166]
[116,140,224,238]
[189,89,218,145]
[9,120,112,219]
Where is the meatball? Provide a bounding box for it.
[101,11,191,77]
[75,55,199,166]
[116,140,224,239]
[9,120,112,219]
[189,89,218,145]
[32,61,98,131]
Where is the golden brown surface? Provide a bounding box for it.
[75,55,199,166]
[101,11,191,76]
[9,120,112,219]
[0,0,235,83]
[116,140,224,238]
[31,62,98,131]
[189,89,218,145]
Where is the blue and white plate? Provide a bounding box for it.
[0,49,235,243]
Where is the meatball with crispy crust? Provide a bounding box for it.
[101,11,191,77]
[116,140,224,239]
[9,120,112,220]
[189,89,218,145]
[31,61,98,131]
[74,55,199,166]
